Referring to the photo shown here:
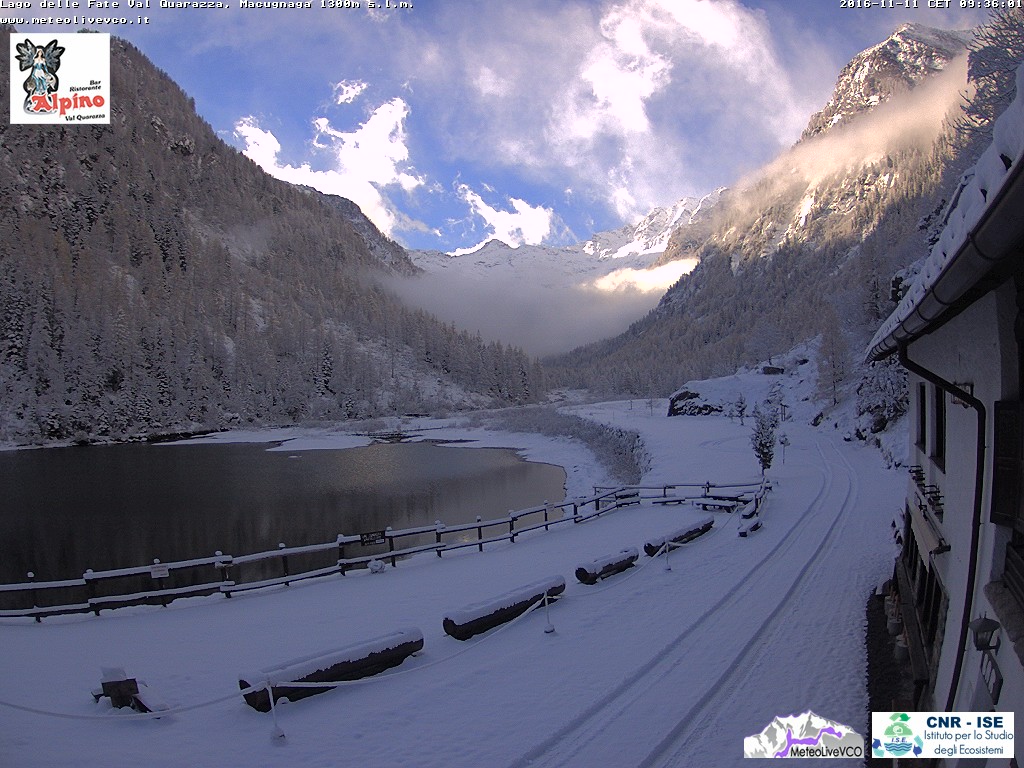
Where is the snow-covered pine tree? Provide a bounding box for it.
[750,402,779,476]
[735,392,748,425]
[957,8,1024,149]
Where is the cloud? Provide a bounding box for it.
[563,5,674,140]
[406,0,820,226]
[332,79,368,105]
[755,54,969,190]
[387,271,663,357]
[451,185,555,255]
[233,97,423,235]
[474,67,511,98]
[591,258,698,292]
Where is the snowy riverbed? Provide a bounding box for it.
[0,400,903,767]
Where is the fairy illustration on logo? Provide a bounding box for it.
[15,38,66,114]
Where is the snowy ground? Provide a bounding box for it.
[0,401,903,767]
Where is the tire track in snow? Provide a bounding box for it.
[634,438,860,768]
[504,440,842,768]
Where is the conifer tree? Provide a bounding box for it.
[750,402,778,476]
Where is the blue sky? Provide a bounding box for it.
[29,0,989,253]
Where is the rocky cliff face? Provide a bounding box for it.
[802,23,971,140]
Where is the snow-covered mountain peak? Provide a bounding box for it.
[802,23,972,140]
[408,190,722,292]
[579,189,724,262]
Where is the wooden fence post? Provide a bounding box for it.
[476,516,483,552]
[278,543,290,586]
[435,521,444,557]
[387,527,396,567]
[509,510,516,543]
[152,559,168,607]
[27,572,40,623]
[215,552,233,597]
[86,569,99,616]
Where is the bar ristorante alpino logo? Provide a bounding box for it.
[10,33,110,125]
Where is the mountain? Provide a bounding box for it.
[409,189,723,292]
[0,31,542,444]
[547,22,984,398]
[802,23,972,140]
[744,711,864,758]
[577,190,723,262]
[304,189,419,276]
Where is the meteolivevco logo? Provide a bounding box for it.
[744,711,865,759]
[10,33,110,125]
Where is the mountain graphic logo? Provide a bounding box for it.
[744,711,865,758]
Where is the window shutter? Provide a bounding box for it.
[991,400,1023,527]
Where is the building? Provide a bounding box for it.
[867,63,1024,764]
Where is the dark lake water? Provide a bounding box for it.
[0,441,566,583]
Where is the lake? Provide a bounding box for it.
[0,441,566,584]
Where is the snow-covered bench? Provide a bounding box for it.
[651,496,687,506]
[644,516,715,556]
[738,519,763,537]
[739,501,759,519]
[575,548,639,585]
[443,576,565,641]
[239,628,424,712]
[613,490,641,506]
[694,498,739,512]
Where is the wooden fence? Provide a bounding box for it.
[0,480,768,621]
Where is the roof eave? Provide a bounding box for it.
[868,152,1024,362]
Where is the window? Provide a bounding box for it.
[931,385,945,470]
[1005,532,1024,612]
[916,383,927,451]
[991,401,1024,529]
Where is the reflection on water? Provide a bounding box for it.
[0,441,566,583]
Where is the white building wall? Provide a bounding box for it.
[904,283,1023,765]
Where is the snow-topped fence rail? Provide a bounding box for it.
[0,479,769,621]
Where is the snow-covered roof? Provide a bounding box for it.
[867,61,1024,361]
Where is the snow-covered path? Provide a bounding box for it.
[503,428,889,768]
[0,407,902,768]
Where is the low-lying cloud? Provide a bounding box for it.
[591,259,698,292]
[386,271,665,358]
[759,54,968,190]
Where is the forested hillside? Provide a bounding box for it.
[0,31,543,443]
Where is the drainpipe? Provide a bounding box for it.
[897,342,987,711]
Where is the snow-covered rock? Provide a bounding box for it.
[802,23,971,140]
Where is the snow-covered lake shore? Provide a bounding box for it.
[0,401,903,767]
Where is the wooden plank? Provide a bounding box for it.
[0,577,87,593]
[91,580,232,607]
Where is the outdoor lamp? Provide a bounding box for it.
[969,616,1001,652]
